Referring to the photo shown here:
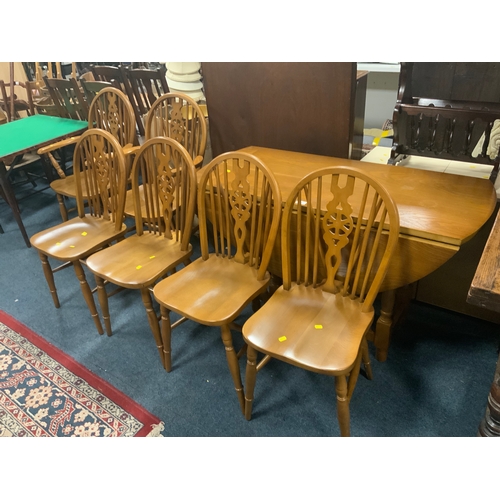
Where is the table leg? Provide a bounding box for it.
[374,289,395,362]
[39,153,55,183]
[0,161,31,247]
[478,352,500,437]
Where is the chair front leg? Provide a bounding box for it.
[141,289,165,369]
[73,260,104,335]
[244,344,258,420]
[160,305,173,372]
[38,251,60,308]
[361,337,373,380]
[94,275,111,336]
[220,323,245,415]
[335,375,350,437]
[56,193,68,222]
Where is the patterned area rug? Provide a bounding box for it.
[0,311,164,437]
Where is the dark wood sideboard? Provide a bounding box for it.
[201,62,367,161]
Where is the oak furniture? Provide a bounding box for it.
[79,79,116,105]
[38,87,136,221]
[201,62,366,160]
[236,145,497,362]
[85,137,197,365]
[242,166,400,436]
[123,92,207,224]
[153,152,282,413]
[467,207,500,436]
[30,129,128,335]
[0,114,88,246]
[390,62,500,182]
[43,77,89,121]
[125,67,169,136]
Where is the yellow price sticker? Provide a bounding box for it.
[70,245,75,248]
[315,325,323,329]
[56,242,61,246]
[278,336,287,342]
[136,265,142,270]
[81,232,87,236]
[149,255,156,259]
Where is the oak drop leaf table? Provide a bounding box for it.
[0,114,88,247]
[235,146,497,361]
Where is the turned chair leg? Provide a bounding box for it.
[220,323,245,415]
[361,337,373,380]
[56,193,68,222]
[72,260,104,335]
[160,305,173,372]
[38,251,60,308]
[141,289,165,369]
[335,375,350,437]
[244,345,258,420]
[94,275,111,336]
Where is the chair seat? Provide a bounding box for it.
[242,284,374,375]
[30,215,127,261]
[86,233,192,288]
[50,175,89,198]
[153,254,270,326]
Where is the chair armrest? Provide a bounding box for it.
[37,135,79,155]
[194,155,204,168]
[123,144,140,156]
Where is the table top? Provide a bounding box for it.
[238,146,497,246]
[0,114,88,159]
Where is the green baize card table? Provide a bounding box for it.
[0,114,88,247]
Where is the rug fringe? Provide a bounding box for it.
[146,421,165,437]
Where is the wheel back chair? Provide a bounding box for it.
[37,87,137,222]
[241,166,400,436]
[30,129,129,335]
[85,137,197,365]
[152,151,282,414]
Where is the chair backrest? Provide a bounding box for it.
[43,77,88,120]
[125,67,170,116]
[87,87,137,153]
[197,152,282,280]
[131,137,197,250]
[0,80,32,121]
[73,128,127,230]
[281,166,400,312]
[80,79,115,105]
[145,92,207,167]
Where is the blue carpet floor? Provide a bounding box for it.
[1,162,499,438]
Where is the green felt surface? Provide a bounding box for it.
[0,114,87,159]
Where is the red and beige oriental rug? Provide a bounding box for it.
[0,311,164,437]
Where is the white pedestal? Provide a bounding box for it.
[165,62,204,102]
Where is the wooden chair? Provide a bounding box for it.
[90,65,143,136]
[85,137,197,364]
[29,129,129,335]
[38,87,137,221]
[241,166,400,436]
[144,92,207,168]
[124,66,169,136]
[152,152,282,414]
[43,77,89,121]
[0,80,31,121]
[80,79,116,105]
[123,92,207,224]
